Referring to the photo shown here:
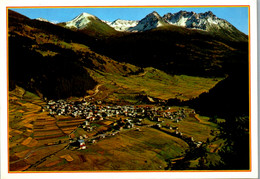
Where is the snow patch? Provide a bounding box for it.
[162,11,230,31]
[36,18,52,23]
[65,12,96,29]
[106,19,139,31]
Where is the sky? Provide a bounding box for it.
[10,7,249,34]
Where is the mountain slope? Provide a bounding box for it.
[8,9,248,103]
[163,11,228,30]
[65,12,97,29]
[8,10,140,99]
[100,10,247,42]
[129,11,169,32]
[90,24,248,77]
[185,68,249,118]
[35,17,53,23]
[163,10,247,42]
[59,12,118,37]
[9,9,248,79]
[106,19,139,31]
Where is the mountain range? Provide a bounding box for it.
[49,10,247,42]
[49,10,248,77]
[8,9,249,117]
[34,10,247,42]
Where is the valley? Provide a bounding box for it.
[9,86,222,171]
[7,8,250,171]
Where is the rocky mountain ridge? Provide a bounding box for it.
[58,10,247,42]
[60,10,246,36]
[104,19,139,31]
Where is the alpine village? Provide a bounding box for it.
[8,9,249,171]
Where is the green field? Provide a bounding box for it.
[9,86,223,171]
[90,67,223,102]
[32,127,189,171]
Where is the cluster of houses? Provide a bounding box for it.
[172,128,203,148]
[153,124,203,148]
[70,119,202,150]
[44,99,201,150]
[45,100,188,123]
[68,130,122,150]
[69,118,143,150]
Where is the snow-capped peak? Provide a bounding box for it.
[129,11,168,32]
[150,11,161,19]
[73,12,95,20]
[61,10,240,35]
[162,11,226,31]
[144,11,162,21]
[65,12,97,29]
[105,19,139,31]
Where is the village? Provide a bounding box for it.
[44,99,202,151]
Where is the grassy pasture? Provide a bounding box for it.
[160,114,217,142]
[32,127,189,171]
[91,67,223,102]
[28,111,221,171]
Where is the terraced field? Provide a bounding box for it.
[8,87,86,171]
[28,127,190,171]
[9,86,223,171]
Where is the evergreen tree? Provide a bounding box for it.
[216,116,249,169]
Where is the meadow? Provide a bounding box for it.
[89,67,223,103]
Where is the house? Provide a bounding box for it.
[195,141,202,147]
[78,139,86,150]
[99,134,106,139]
[84,121,90,126]
[156,123,162,128]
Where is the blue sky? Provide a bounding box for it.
[10,7,249,34]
